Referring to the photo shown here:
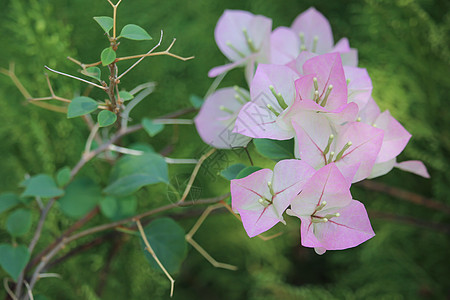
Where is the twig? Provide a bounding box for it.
[108,144,144,156]
[136,219,175,297]
[107,0,122,39]
[120,85,155,129]
[204,71,227,99]
[84,123,100,154]
[185,203,238,270]
[358,180,450,214]
[23,281,34,300]
[152,119,194,125]
[180,148,216,203]
[164,158,198,164]
[27,196,225,291]
[117,30,164,80]
[116,38,194,63]
[44,66,107,90]
[4,278,19,300]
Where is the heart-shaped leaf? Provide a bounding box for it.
[119,24,152,40]
[98,110,117,127]
[0,193,20,214]
[21,174,64,198]
[58,178,102,219]
[0,244,30,281]
[101,47,116,66]
[93,16,113,34]
[81,67,101,82]
[56,166,71,187]
[6,209,32,237]
[140,218,187,274]
[253,138,295,161]
[67,96,98,118]
[220,163,246,180]
[142,118,164,137]
[118,91,134,101]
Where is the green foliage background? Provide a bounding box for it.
[0,0,449,299]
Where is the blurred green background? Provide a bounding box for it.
[0,0,449,299]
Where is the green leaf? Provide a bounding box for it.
[67,96,98,118]
[220,163,247,180]
[6,209,32,237]
[189,94,204,109]
[119,24,152,40]
[56,166,71,187]
[253,138,295,160]
[118,91,134,101]
[236,166,263,179]
[104,153,169,197]
[140,218,187,274]
[98,110,117,127]
[100,196,137,221]
[81,67,101,82]
[142,118,164,137]
[58,178,102,219]
[0,244,30,281]
[93,16,113,34]
[21,174,64,198]
[101,47,116,66]
[0,193,20,214]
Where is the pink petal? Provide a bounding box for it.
[358,97,380,124]
[215,10,272,62]
[286,51,318,75]
[208,58,247,78]
[373,111,411,163]
[302,53,348,110]
[272,159,316,213]
[333,38,358,67]
[194,87,251,149]
[233,101,294,140]
[237,208,283,238]
[270,27,300,65]
[344,66,372,110]
[369,158,396,179]
[334,122,384,182]
[291,7,334,54]
[395,160,430,178]
[313,200,375,250]
[290,163,353,217]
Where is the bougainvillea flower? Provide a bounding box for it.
[344,66,373,110]
[231,159,316,237]
[293,120,384,183]
[209,10,272,83]
[270,7,358,66]
[287,163,375,255]
[194,87,252,149]
[233,64,300,140]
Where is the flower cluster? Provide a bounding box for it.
[195,8,430,254]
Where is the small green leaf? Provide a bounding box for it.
[235,166,263,179]
[98,110,117,127]
[100,196,137,221]
[119,24,152,40]
[56,167,71,187]
[93,16,113,34]
[253,138,295,160]
[142,118,164,137]
[58,178,101,219]
[118,91,134,101]
[21,174,64,198]
[189,94,204,109]
[6,209,32,237]
[104,153,169,197]
[140,218,187,274]
[0,244,30,281]
[81,67,101,81]
[220,163,247,180]
[101,47,116,66]
[67,96,98,118]
[0,193,20,214]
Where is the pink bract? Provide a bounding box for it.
[231,159,315,237]
[287,163,375,254]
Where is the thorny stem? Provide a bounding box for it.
[136,219,175,297]
[185,204,238,271]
